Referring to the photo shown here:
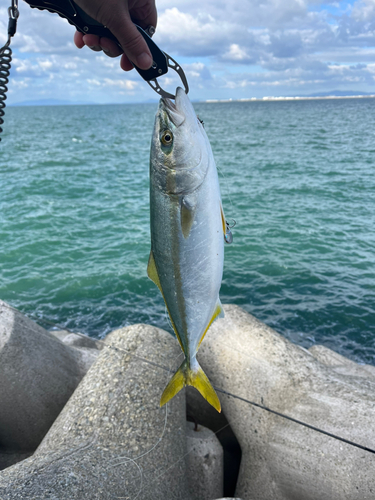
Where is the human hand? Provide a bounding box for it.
[73,0,157,71]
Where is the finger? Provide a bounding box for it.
[130,1,157,31]
[74,31,85,49]
[99,37,123,58]
[82,34,102,51]
[120,53,134,72]
[109,15,153,69]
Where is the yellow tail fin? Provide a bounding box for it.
[160,359,221,412]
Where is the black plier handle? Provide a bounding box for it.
[22,0,188,99]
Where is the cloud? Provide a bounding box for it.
[155,2,374,77]
[351,0,375,21]
[219,59,375,96]
[103,78,138,90]
[223,44,252,61]
[3,0,375,104]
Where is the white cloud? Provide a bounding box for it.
[185,62,212,80]
[39,60,53,70]
[223,44,251,61]
[351,0,375,21]
[11,78,30,89]
[87,79,101,86]
[3,0,375,103]
[103,78,138,90]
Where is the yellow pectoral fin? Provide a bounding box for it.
[180,193,198,239]
[197,301,224,350]
[181,203,195,238]
[160,358,221,412]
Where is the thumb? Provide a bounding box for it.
[108,14,153,70]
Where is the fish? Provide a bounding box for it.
[147,87,227,412]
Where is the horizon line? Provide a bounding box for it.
[204,94,375,103]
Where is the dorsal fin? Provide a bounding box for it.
[220,203,226,236]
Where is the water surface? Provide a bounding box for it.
[1,98,374,364]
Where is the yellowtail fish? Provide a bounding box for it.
[148,87,229,412]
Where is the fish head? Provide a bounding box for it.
[151,87,210,195]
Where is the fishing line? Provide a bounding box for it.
[199,112,237,233]
[113,457,143,500]
[2,302,375,459]
[216,162,236,218]
[214,387,375,455]
[106,341,375,457]
[137,422,231,497]
[216,160,237,242]
[109,349,177,468]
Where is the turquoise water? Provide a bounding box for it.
[1,99,374,364]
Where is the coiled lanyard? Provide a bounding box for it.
[0,0,19,140]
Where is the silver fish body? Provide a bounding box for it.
[148,87,225,411]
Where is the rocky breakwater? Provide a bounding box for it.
[1,299,375,499]
[195,304,375,500]
[0,299,99,469]
[0,320,192,499]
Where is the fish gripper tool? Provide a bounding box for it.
[22,0,189,99]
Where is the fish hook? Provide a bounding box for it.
[225,219,236,244]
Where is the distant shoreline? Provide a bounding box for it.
[9,94,375,107]
[204,95,375,103]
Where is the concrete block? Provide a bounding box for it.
[59,331,100,349]
[198,304,375,500]
[308,344,357,367]
[186,387,242,498]
[70,346,99,372]
[187,421,223,500]
[0,300,89,451]
[0,324,192,500]
[309,344,375,378]
[0,450,33,471]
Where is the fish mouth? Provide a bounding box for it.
[160,87,186,127]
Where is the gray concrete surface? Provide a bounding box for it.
[0,300,93,451]
[0,450,33,471]
[309,344,375,378]
[0,324,191,500]
[187,421,223,500]
[186,386,242,498]
[197,304,375,500]
[52,330,100,349]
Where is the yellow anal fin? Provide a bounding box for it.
[147,250,185,352]
[160,358,221,412]
[197,301,224,350]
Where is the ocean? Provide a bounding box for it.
[1,98,374,364]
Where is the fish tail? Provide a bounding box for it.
[160,358,221,412]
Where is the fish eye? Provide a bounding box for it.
[161,130,173,146]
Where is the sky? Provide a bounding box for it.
[1,0,375,104]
